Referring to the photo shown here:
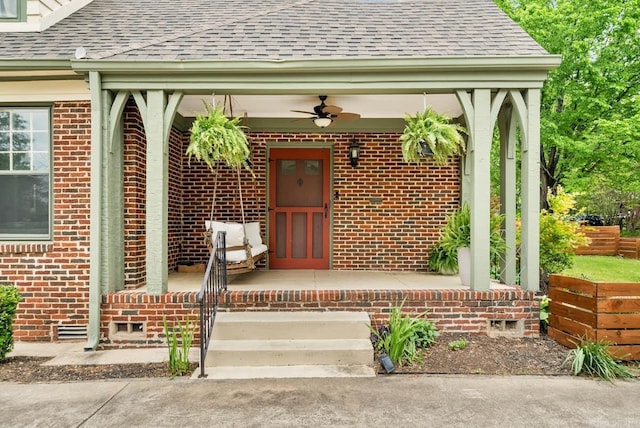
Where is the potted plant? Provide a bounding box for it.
[186,104,251,171]
[400,107,467,165]
[430,204,506,286]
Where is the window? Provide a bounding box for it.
[0,108,51,240]
[0,0,22,21]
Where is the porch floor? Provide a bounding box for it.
[165,270,514,293]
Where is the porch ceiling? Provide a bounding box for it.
[177,93,464,120]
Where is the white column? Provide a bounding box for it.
[86,71,104,350]
[469,89,492,290]
[145,90,169,295]
[498,105,517,285]
[520,89,541,292]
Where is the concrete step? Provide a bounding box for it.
[212,311,371,340]
[195,364,376,380]
[208,338,373,367]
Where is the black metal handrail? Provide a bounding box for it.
[197,231,227,378]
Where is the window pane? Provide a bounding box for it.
[12,132,30,151]
[0,111,8,130]
[0,0,18,19]
[0,153,9,170]
[13,152,30,170]
[31,110,48,131]
[32,131,48,151]
[32,152,49,171]
[0,175,50,236]
[12,111,29,130]
[0,132,8,150]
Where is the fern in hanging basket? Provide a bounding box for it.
[186,104,251,171]
[400,107,467,165]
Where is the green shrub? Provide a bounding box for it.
[371,301,439,366]
[0,285,21,361]
[448,338,468,351]
[163,316,196,377]
[539,186,589,276]
[563,337,635,382]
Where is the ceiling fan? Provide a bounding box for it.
[291,95,361,127]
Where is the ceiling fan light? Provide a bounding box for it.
[313,117,333,128]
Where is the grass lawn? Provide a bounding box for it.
[562,255,640,282]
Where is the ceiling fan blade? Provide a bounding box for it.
[335,112,361,121]
[291,110,316,115]
[323,105,343,115]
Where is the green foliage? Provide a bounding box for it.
[0,285,21,361]
[186,104,252,172]
[163,316,196,377]
[371,302,439,366]
[400,107,467,165]
[448,338,468,351]
[427,243,458,274]
[429,204,506,274]
[495,0,640,207]
[539,187,589,275]
[563,337,635,382]
[563,256,640,283]
[539,295,550,331]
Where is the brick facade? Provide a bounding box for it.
[0,102,92,341]
[3,100,537,344]
[179,132,460,271]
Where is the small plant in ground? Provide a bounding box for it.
[163,316,196,377]
[563,337,635,382]
[448,338,469,351]
[370,301,439,366]
[539,295,550,333]
[0,285,21,361]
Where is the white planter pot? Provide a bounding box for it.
[457,247,471,286]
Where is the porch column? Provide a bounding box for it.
[519,89,541,292]
[456,89,492,290]
[132,90,183,295]
[498,105,518,285]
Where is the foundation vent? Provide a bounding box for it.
[57,325,88,340]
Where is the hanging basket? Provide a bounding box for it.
[400,107,467,165]
[186,104,251,172]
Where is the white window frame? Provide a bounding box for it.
[0,106,53,241]
[0,0,25,21]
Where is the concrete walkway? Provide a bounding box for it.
[2,375,639,427]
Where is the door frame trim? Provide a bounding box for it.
[266,142,334,269]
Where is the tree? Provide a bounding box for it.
[495,0,640,208]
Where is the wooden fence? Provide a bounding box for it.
[619,237,640,259]
[575,226,620,256]
[574,226,640,259]
[548,274,640,360]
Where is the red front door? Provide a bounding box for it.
[269,148,330,269]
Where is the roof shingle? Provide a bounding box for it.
[0,0,548,61]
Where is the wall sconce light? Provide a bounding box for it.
[349,140,361,167]
[313,117,333,128]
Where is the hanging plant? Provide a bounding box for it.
[186,104,251,172]
[400,107,467,165]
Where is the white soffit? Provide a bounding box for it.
[177,94,464,119]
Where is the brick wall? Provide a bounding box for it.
[100,291,199,347]
[178,132,460,270]
[0,101,92,341]
[221,288,539,337]
[123,105,146,288]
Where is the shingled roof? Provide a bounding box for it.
[0,0,548,61]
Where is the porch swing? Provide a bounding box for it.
[203,164,268,275]
[194,95,267,275]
